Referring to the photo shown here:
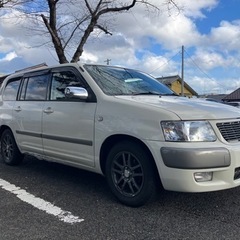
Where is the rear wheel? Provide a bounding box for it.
[105,141,157,207]
[1,129,24,165]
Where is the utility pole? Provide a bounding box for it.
[104,59,111,65]
[181,45,184,96]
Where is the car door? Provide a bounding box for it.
[12,70,50,155]
[42,67,97,167]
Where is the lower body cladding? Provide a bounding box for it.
[148,141,240,192]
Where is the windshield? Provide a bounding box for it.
[84,65,176,96]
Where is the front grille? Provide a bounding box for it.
[217,121,240,142]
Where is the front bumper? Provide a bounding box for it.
[147,141,240,193]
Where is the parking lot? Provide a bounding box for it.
[1,156,240,240]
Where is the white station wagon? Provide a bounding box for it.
[1,63,240,207]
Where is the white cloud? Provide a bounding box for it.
[208,20,240,51]
[189,75,240,95]
[0,51,17,61]
[81,51,99,63]
[189,50,240,70]
[150,14,202,49]
[111,5,200,50]
[140,54,181,77]
[0,9,57,67]
[188,50,225,70]
[173,0,218,18]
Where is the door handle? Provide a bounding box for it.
[14,106,22,112]
[43,107,54,114]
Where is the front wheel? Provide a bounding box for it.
[105,141,157,207]
[1,129,24,165]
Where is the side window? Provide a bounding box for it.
[24,74,49,100]
[3,78,21,101]
[50,71,83,101]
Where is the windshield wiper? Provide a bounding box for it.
[132,92,178,96]
[160,93,178,96]
[132,91,161,95]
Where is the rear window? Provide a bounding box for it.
[3,78,21,101]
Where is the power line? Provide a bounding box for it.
[144,44,228,93]
[149,50,181,74]
[184,49,227,90]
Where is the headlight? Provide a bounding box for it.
[161,121,217,142]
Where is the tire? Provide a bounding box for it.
[1,129,24,165]
[105,141,157,207]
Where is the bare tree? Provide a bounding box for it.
[3,0,179,63]
[41,0,141,63]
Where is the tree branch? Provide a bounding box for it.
[63,15,90,50]
[98,0,137,16]
[71,0,137,62]
[96,24,112,35]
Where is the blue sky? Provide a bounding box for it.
[188,0,240,94]
[0,0,240,95]
[197,1,239,32]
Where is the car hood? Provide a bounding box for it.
[115,95,240,120]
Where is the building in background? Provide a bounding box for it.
[222,88,240,108]
[223,88,240,102]
[157,75,198,97]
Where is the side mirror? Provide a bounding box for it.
[64,87,88,100]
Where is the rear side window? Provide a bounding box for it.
[21,74,49,100]
[3,78,21,101]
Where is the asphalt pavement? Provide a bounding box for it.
[1,156,240,240]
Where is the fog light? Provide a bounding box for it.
[194,172,213,182]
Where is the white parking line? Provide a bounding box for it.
[0,178,84,224]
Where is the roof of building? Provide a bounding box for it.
[223,88,240,101]
[157,75,180,85]
[200,94,227,102]
[156,75,198,96]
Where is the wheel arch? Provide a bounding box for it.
[0,125,12,138]
[0,125,19,153]
[0,126,24,165]
[100,134,160,182]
